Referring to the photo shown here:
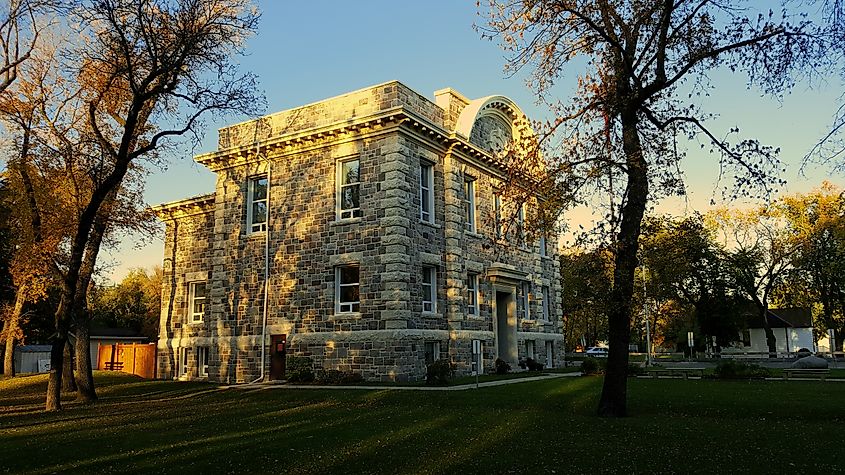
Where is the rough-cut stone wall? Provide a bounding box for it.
[156,201,214,380]
[157,82,564,383]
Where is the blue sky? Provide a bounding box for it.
[103,1,845,281]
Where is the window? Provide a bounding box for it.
[545,341,554,368]
[517,202,526,246]
[188,282,207,323]
[247,177,268,233]
[463,178,476,232]
[335,265,360,313]
[337,158,362,219]
[525,340,535,360]
[539,235,547,257]
[518,281,530,319]
[494,194,502,238]
[177,347,188,378]
[466,273,479,316]
[742,329,751,347]
[541,285,550,321]
[422,266,436,313]
[424,341,440,365]
[197,347,209,377]
[420,163,434,223]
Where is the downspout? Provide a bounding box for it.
[249,139,271,384]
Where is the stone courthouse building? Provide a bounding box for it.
[154,81,563,383]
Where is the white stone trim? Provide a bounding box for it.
[329,252,363,266]
[420,252,442,266]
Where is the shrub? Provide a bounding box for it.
[494,358,511,375]
[627,363,647,377]
[286,356,314,383]
[713,360,770,379]
[316,369,363,385]
[525,357,544,372]
[426,359,455,385]
[580,357,604,375]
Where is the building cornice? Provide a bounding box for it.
[151,193,215,220]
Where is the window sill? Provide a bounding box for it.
[331,217,362,226]
[421,312,442,318]
[419,220,441,229]
[245,230,266,239]
[465,231,484,239]
[540,254,552,261]
[465,315,485,321]
[330,312,361,320]
[188,320,204,325]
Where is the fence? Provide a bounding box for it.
[97,343,156,379]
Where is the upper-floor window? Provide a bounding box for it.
[463,178,476,232]
[466,273,479,316]
[247,177,267,233]
[422,266,436,313]
[337,158,362,220]
[335,265,360,313]
[189,282,207,323]
[420,163,434,223]
[518,281,530,320]
[494,194,502,238]
[517,202,526,246]
[541,285,550,321]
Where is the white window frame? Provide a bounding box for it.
[545,341,554,368]
[526,340,535,360]
[188,281,206,323]
[494,194,502,238]
[463,177,476,232]
[541,285,550,321]
[466,273,479,316]
[246,177,268,233]
[177,347,188,378]
[337,158,362,220]
[198,346,209,377]
[518,281,531,320]
[335,265,360,314]
[422,266,436,313]
[517,202,526,246]
[420,162,434,223]
[424,341,441,365]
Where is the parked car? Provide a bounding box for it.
[585,347,609,357]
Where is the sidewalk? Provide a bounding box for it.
[223,372,579,392]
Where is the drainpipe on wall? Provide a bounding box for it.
[249,138,271,385]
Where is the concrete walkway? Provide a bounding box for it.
[223,372,579,392]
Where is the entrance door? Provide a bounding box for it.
[495,291,517,365]
[269,334,287,380]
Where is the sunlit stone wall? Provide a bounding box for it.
[156,81,564,383]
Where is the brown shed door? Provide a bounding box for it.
[269,334,286,380]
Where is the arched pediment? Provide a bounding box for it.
[454,95,532,155]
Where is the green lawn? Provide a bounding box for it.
[1,372,843,474]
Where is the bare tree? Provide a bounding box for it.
[0,0,53,94]
[43,0,263,411]
[481,1,843,416]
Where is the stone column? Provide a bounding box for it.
[378,137,413,329]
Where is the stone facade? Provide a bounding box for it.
[154,81,563,383]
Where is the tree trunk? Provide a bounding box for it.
[62,339,76,392]
[597,107,649,418]
[74,323,97,403]
[759,306,777,357]
[4,289,26,377]
[45,332,65,411]
[3,329,14,377]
